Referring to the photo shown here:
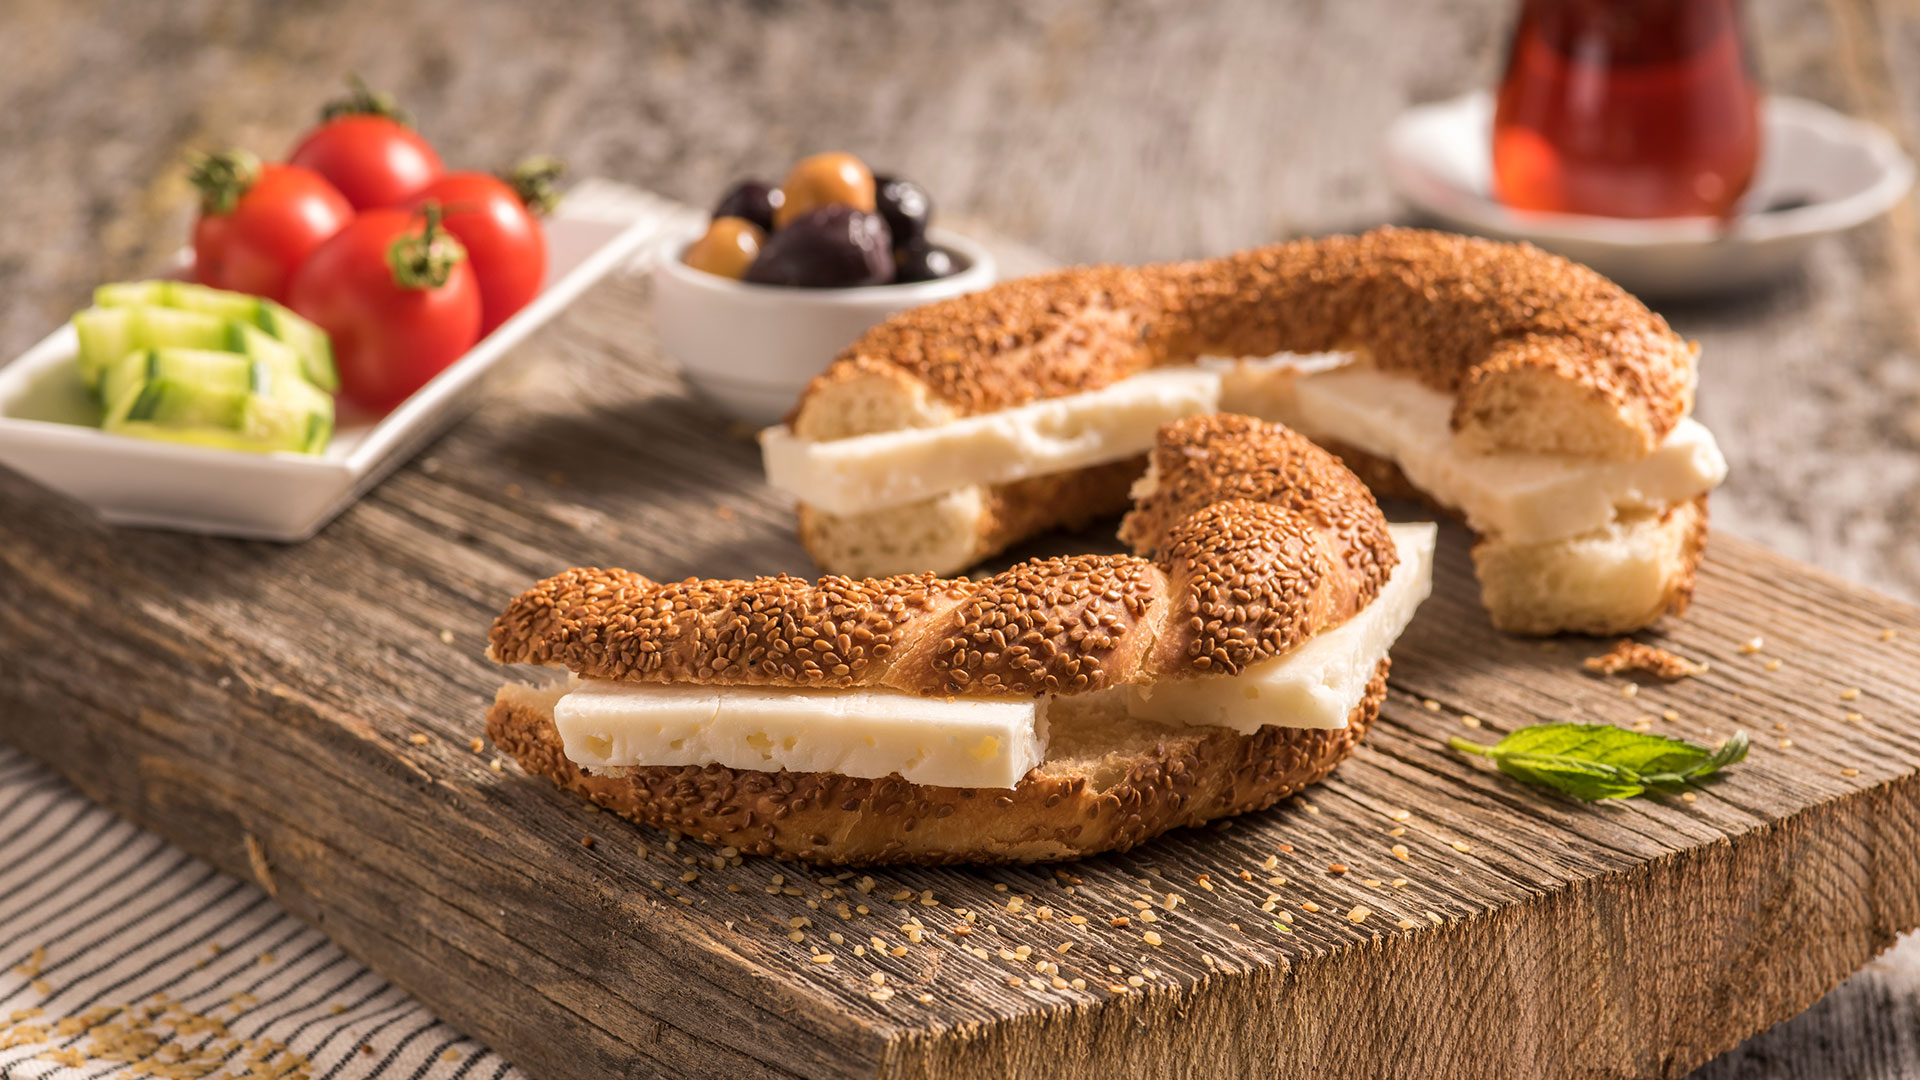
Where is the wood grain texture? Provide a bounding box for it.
[3,0,1919,1074]
[4,261,1920,1079]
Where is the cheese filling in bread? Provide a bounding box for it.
[760,368,1220,516]
[1253,365,1726,544]
[765,361,1725,544]
[546,522,1435,790]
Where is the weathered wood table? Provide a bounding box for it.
[4,1,1919,1076]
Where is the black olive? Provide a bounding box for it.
[712,180,783,234]
[893,241,961,284]
[744,206,895,288]
[873,174,932,248]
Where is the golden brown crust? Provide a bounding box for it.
[484,658,1387,866]
[793,227,1694,456]
[492,416,1393,693]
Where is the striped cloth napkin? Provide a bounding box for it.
[0,744,521,1080]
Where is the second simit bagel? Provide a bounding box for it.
[762,227,1728,636]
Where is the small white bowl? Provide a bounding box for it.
[1384,92,1914,298]
[654,229,996,424]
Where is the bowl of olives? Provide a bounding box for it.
[655,152,995,424]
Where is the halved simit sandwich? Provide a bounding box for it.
[487,416,1435,864]
[761,227,1728,636]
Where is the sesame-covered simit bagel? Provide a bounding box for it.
[766,227,1726,636]
[486,415,1435,864]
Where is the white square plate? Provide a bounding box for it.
[0,181,678,541]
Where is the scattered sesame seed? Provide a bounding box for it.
[1461,715,1482,728]
[1846,712,1865,723]
[1301,901,1321,913]
[468,737,486,753]
[1391,878,1409,888]
[1764,658,1782,672]
[1391,809,1411,822]
[1840,687,1861,701]
[1278,844,1295,853]
[1620,683,1638,698]
[1327,864,1348,875]
[680,871,698,884]
[1109,983,1130,993]
[439,629,456,645]
[1842,768,1861,778]
[408,733,429,745]
[1347,906,1372,923]
[1880,629,1898,642]
[1738,637,1763,654]
[580,835,594,849]
[810,954,833,964]
[787,930,804,943]
[1680,792,1697,804]
[488,757,504,772]
[1261,854,1279,870]
[1772,721,1790,733]
[1110,917,1130,928]
[1422,699,1441,712]
[1387,826,1406,838]
[442,1049,461,1062]
[1391,844,1411,860]
[1778,739,1794,750]
[1396,918,1419,930]
[1142,931,1163,947]
[1451,841,1473,854]
[1662,709,1680,722]
[890,946,908,958]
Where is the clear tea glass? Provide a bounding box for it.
[1492,0,1762,218]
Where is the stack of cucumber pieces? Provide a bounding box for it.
[72,282,338,455]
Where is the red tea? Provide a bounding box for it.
[1492,0,1761,218]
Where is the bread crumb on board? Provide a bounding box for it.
[1584,639,1708,679]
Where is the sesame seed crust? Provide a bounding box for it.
[490,416,1395,693]
[483,657,1388,865]
[793,227,1693,459]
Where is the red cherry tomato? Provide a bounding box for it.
[189,153,352,304]
[410,172,547,334]
[288,207,482,414]
[290,114,443,211]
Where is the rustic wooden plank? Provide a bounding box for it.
[6,0,1920,1072]
[4,256,1920,1079]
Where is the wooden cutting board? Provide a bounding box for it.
[4,223,1919,1080]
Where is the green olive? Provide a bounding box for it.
[774,152,876,229]
[683,216,766,279]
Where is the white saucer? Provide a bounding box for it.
[1383,92,1913,298]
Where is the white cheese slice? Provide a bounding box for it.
[760,367,1222,515]
[553,682,1047,789]
[1282,368,1727,545]
[1126,522,1436,733]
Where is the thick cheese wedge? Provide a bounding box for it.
[554,682,1047,789]
[761,368,1221,515]
[1126,522,1435,732]
[1281,368,1727,544]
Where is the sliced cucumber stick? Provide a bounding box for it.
[101,348,334,456]
[92,281,338,392]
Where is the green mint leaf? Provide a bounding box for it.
[1489,723,1712,777]
[1494,753,1649,801]
[1449,723,1749,802]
